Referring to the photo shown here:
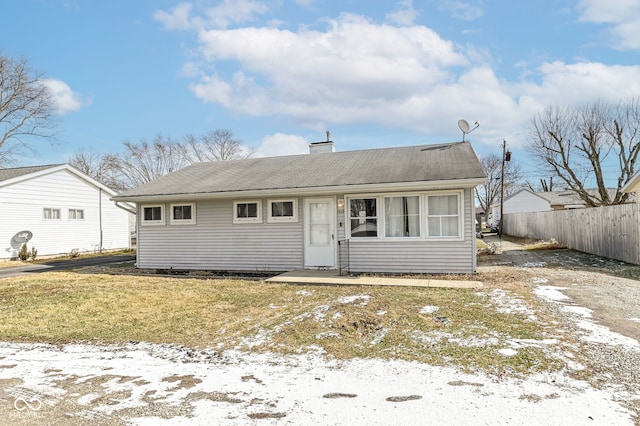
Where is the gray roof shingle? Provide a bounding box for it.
[0,164,63,183]
[114,142,486,200]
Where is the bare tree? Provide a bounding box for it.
[69,150,127,191]
[184,129,255,162]
[105,134,191,189]
[475,153,522,213]
[0,54,56,166]
[527,98,640,206]
[70,129,255,190]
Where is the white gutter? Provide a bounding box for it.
[112,178,488,203]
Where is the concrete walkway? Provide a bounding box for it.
[265,269,483,289]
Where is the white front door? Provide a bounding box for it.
[304,197,336,268]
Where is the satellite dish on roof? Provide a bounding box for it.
[458,119,470,133]
[457,119,480,141]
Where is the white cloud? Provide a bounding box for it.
[255,133,310,157]
[191,13,468,127]
[41,79,88,115]
[386,0,419,26]
[578,0,640,50]
[295,0,315,7]
[153,2,198,30]
[435,0,484,21]
[158,5,640,150]
[154,0,269,31]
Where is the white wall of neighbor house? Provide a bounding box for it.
[491,190,551,227]
[0,169,131,260]
[136,187,478,274]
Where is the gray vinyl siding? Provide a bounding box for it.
[137,189,477,274]
[137,198,303,272]
[342,189,476,274]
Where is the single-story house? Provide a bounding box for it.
[113,141,487,274]
[0,164,133,260]
[622,171,640,200]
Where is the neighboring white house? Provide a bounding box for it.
[0,164,133,260]
[490,189,553,228]
[113,141,487,274]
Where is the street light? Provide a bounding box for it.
[499,139,511,236]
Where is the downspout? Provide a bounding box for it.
[99,188,103,253]
[113,201,137,251]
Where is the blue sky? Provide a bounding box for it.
[2,0,640,186]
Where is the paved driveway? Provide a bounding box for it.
[0,254,135,279]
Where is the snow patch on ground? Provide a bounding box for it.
[534,286,640,349]
[419,306,439,314]
[337,294,371,305]
[522,261,547,268]
[0,341,634,425]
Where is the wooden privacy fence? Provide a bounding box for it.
[502,203,640,265]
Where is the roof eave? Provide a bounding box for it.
[112,177,487,203]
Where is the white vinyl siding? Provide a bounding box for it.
[0,168,131,259]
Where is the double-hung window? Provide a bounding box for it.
[142,205,164,226]
[349,198,378,238]
[234,200,262,223]
[427,194,461,238]
[170,203,195,225]
[68,209,85,220]
[43,208,61,220]
[268,199,297,222]
[384,196,420,237]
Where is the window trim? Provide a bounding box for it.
[344,190,466,242]
[346,196,380,239]
[267,199,298,223]
[43,207,61,221]
[233,200,262,224]
[141,204,165,226]
[425,190,464,240]
[68,208,85,221]
[170,203,196,225]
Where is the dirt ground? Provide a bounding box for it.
[478,235,640,342]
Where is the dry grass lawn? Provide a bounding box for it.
[0,266,568,377]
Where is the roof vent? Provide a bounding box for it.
[309,131,335,154]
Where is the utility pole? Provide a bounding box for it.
[499,139,511,236]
